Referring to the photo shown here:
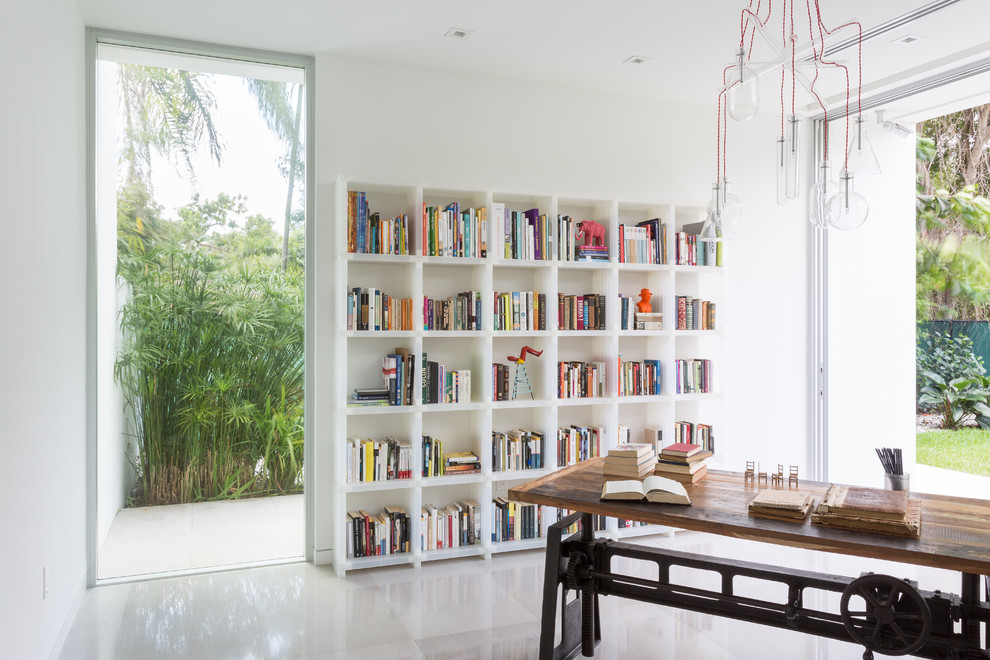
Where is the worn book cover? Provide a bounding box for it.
[812,499,922,537]
[748,490,816,521]
[819,485,909,521]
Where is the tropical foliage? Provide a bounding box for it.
[112,62,305,506]
[916,109,990,321]
[115,185,304,505]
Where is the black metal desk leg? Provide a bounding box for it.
[540,512,581,660]
[962,573,984,658]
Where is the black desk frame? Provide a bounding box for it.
[542,512,990,660]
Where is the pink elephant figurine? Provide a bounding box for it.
[576,220,606,247]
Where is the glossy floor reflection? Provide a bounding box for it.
[62,529,967,659]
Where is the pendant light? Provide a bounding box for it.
[713,1,874,235]
[845,115,882,175]
[827,170,869,230]
[726,47,759,121]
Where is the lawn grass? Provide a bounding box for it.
[916,428,990,477]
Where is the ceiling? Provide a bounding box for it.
[76,0,990,114]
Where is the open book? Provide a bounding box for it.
[600,475,691,505]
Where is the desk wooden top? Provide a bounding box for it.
[508,458,990,575]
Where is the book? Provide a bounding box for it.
[748,490,816,521]
[600,475,691,505]
[608,443,655,458]
[660,443,703,458]
[812,499,922,537]
[817,485,909,521]
[654,464,708,483]
[656,450,713,466]
[604,456,657,478]
[653,459,707,475]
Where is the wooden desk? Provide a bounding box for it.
[509,458,990,660]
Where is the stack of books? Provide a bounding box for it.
[442,451,481,475]
[349,388,390,407]
[603,443,657,479]
[576,245,608,262]
[747,490,816,521]
[811,485,921,537]
[654,443,712,483]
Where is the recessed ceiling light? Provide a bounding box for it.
[892,34,924,45]
[445,27,473,39]
[623,55,650,65]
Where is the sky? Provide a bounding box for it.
[145,72,302,228]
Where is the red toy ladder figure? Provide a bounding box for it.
[507,346,543,400]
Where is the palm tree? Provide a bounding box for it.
[246,79,305,270]
[117,63,224,186]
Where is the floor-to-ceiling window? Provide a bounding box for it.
[93,38,309,579]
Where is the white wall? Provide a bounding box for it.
[827,118,917,486]
[0,0,88,658]
[315,55,811,554]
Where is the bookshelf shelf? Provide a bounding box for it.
[331,177,725,574]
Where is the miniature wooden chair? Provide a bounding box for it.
[771,463,784,487]
[744,460,756,484]
[757,463,768,487]
[788,465,799,487]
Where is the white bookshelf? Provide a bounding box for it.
[330,177,725,574]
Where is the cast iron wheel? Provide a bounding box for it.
[840,574,932,656]
[565,552,589,591]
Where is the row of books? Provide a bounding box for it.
[346,436,412,483]
[557,424,604,466]
[383,349,417,406]
[675,222,722,266]
[618,358,662,396]
[557,360,607,399]
[421,500,481,550]
[492,499,543,542]
[422,355,471,404]
[494,204,551,261]
[558,293,607,331]
[674,358,713,394]
[422,202,487,258]
[422,435,481,478]
[677,296,716,330]
[424,292,482,331]
[347,287,414,331]
[492,362,513,401]
[617,221,662,264]
[347,191,412,255]
[557,216,579,261]
[492,429,544,472]
[493,291,547,331]
[346,506,411,558]
[673,421,714,452]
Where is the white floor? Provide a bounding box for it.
[70,469,989,658]
[67,529,979,659]
[98,495,305,579]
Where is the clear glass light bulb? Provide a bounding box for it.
[716,177,743,226]
[727,48,759,121]
[827,170,869,230]
[785,114,800,200]
[809,161,838,228]
[776,135,788,206]
[846,115,882,176]
[701,182,737,241]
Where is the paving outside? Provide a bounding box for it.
[98,494,304,579]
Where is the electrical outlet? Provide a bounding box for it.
[43,563,50,599]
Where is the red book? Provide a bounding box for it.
[661,442,702,458]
